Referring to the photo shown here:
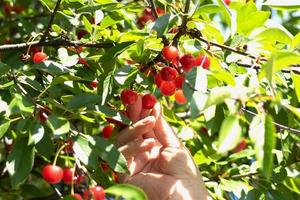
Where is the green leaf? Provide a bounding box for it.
[67,94,100,109]
[255,28,293,45]
[100,12,124,29]
[0,121,10,138]
[204,87,231,109]
[236,2,270,36]
[0,62,10,77]
[193,4,220,18]
[259,51,300,82]
[29,122,44,145]
[47,115,70,136]
[106,184,148,200]
[9,94,34,115]
[262,115,276,180]
[32,61,72,75]
[100,42,134,65]
[264,0,300,10]
[292,73,300,103]
[6,137,35,188]
[282,104,300,120]
[97,106,131,126]
[100,72,113,105]
[93,136,128,173]
[216,0,231,27]
[217,115,243,153]
[292,32,300,48]
[183,67,207,101]
[152,14,171,37]
[182,39,202,53]
[57,48,79,67]
[73,135,99,169]
[82,15,93,34]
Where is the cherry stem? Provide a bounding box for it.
[53,143,67,166]
[70,164,76,195]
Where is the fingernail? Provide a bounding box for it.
[144,138,155,143]
[142,116,155,124]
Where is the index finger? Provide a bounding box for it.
[151,103,181,148]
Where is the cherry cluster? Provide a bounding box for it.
[152,45,211,104]
[3,2,24,15]
[121,89,157,110]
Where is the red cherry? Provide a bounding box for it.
[169,27,179,34]
[233,139,247,153]
[77,29,88,39]
[112,172,119,183]
[62,167,74,184]
[100,163,111,173]
[155,74,163,88]
[142,94,157,109]
[38,111,48,123]
[64,139,73,153]
[224,0,231,6]
[29,47,40,55]
[160,67,178,81]
[89,80,98,88]
[121,89,138,105]
[3,3,13,15]
[175,76,185,89]
[144,8,152,15]
[200,127,208,136]
[137,14,155,28]
[159,81,176,96]
[69,193,83,200]
[156,7,165,15]
[12,5,24,14]
[83,186,105,200]
[175,90,187,104]
[162,46,179,62]
[74,174,86,185]
[33,52,48,64]
[180,54,195,72]
[78,57,88,66]
[42,165,63,184]
[194,55,211,69]
[102,125,114,139]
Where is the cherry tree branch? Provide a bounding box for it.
[172,0,191,46]
[40,0,62,43]
[0,38,114,51]
[241,108,300,135]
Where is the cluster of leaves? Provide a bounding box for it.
[0,0,300,199]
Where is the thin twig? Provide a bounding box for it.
[40,0,62,43]
[147,0,158,18]
[0,38,114,51]
[241,108,300,135]
[188,29,268,62]
[172,0,191,46]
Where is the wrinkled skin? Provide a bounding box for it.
[116,96,211,200]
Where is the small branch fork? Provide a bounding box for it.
[40,0,62,43]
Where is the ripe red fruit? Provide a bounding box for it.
[100,163,111,173]
[162,46,179,61]
[89,80,98,88]
[121,89,138,105]
[137,14,155,28]
[142,94,157,109]
[160,81,176,96]
[233,139,247,153]
[175,76,185,89]
[42,165,63,184]
[33,52,48,64]
[62,167,74,184]
[160,67,178,81]
[224,0,231,6]
[112,172,119,183]
[77,29,88,39]
[38,111,48,123]
[69,193,83,200]
[3,3,13,15]
[194,55,211,69]
[169,27,179,34]
[29,47,40,55]
[155,74,163,88]
[102,125,114,139]
[12,5,24,14]
[83,186,105,200]
[180,54,195,72]
[78,57,88,66]
[175,90,187,104]
[156,7,165,15]
[64,139,73,153]
[74,174,86,185]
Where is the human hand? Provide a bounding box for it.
[116,96,210,200]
